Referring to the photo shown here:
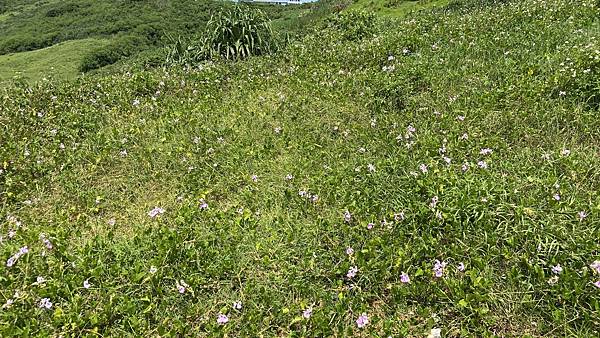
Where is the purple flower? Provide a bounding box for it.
[107,218,116,226]
[346,247,354,256]
[356,313,369,328]
[344,210,352,223]
[176,280,188,294]
[217,314,229,324]
[430,196,439,209]
[457,115,465,121]
[251,174,258,182]
[38,298,52,309]
[590,261,600,274]
[419,164,428,174]
[42,238,54,250]
[233,301,242,310]
[6,246,28,267]
[553,194,560,201]
[578,211,588,220]
[594,281,600,288]
[347,266,358,279]
[148,207,165,218]
[457,262,465,272]
[303,307,313,319]
[477,160,488,169]
[199,199,208,210]
[400,272,410,283]
[551,264,563,274]
[433,260,447,278]
[367,223,374,230]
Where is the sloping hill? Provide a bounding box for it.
[0,0,599,336]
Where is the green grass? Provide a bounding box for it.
[348,0,450,17]
[0,0,599,336]
[0,38,109,82]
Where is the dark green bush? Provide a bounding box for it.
[79,35,143,72]
[325,10,376,41]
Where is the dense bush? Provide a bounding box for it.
[79,35,143,72]
[325,10,376,40]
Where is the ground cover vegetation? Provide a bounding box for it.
[0,0,599,336]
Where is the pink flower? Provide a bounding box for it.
[217,314,229,324]
[594,281,600,288]
[347,266,358,279]
[148,207,165,218]
[356,313,369,328]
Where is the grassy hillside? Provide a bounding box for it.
[0,38,109,82]
[348,0,450,16]
[1,0,600,336]
[0,0,325,81]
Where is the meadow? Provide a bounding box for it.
[0,0,599,336]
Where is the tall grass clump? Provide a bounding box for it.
[167,6,275,65]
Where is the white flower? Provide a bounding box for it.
[428,328,442,338]
[367,164,376,172]
[560,149,570,156]
[480,148,493,155]
[83,279,91,289]
[149,266,158,274]
[233,301,242,310]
